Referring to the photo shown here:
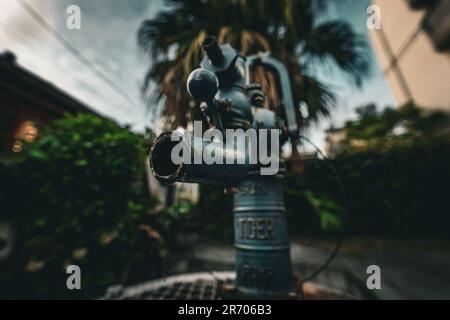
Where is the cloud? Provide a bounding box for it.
[0,0,161,132]
[1,0,395,148]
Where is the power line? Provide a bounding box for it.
[0,22,145,124]
[385,24,422,74]
[377,26,414,104]
[16,0,144,112]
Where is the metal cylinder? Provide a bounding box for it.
[233,175,295,297]
[202,36,224,66]
[149,130,253,185]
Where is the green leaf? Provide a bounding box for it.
[75,159,88,167]
[29,149,48,160]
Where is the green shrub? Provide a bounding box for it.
[0,113,164,298]
[192,185,234,242]
[303,138,450,238]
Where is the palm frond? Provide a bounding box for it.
[302,21,370,86]
[137,0,370,128]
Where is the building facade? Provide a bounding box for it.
[0,51,101,157]
[369,0,450,111]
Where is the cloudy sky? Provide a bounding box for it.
[0,0,395,150]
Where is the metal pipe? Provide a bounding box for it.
[202,36,224,67]
[149,130,253,185]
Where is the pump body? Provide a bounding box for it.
[150,36,299,298]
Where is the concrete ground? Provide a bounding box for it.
[166,239,450,299]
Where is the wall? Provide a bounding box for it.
[369,0,450,111]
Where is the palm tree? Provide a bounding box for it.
[138,0,369,129]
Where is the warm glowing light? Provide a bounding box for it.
[12,140,23,153]
[15,120,38,143]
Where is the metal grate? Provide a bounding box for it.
[104,272,234,300]
[102,271,360,300]
[134,279,229,300]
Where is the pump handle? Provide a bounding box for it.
[246,53,299,140]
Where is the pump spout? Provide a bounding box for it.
[149,130,253,185]
[202,36,224,67]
